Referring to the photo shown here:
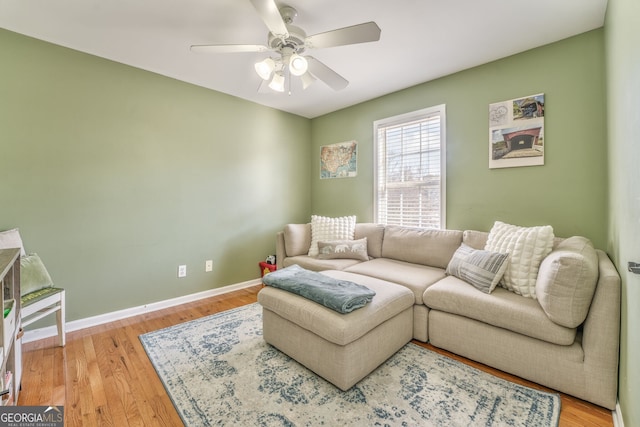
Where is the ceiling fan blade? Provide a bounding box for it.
[305,22,381,49]
[249,0,289,38]
[190,44,270,53]
[307,57,348,91]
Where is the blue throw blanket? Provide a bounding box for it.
[263,265,376,314]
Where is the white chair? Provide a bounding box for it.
[21,288,65,347]
[0,230,66,347]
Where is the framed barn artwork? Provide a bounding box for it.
[489,93,545,169]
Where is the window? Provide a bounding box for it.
[374,105,446,229]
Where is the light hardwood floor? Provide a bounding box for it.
[19,285,614,426]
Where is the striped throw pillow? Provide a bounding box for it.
[446,243,509,293]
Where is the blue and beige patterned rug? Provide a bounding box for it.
[140,303,560,426]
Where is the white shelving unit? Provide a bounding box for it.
[0,248,22,405]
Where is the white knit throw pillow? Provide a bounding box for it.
[308,215,356,257]
[484,221,554,299]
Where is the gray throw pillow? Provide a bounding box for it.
[317,238,369,261]
[446,243,509,293]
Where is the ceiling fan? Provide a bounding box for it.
[190,0,381,93]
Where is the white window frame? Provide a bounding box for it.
[373,105,446,229]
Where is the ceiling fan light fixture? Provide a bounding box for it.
[268,72,285,92]
[254,57,275,80]
[289,54,308,76]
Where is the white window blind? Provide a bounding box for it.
[374,105,446,229]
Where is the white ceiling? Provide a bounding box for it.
[1,0,607,118]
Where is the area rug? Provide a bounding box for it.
[140,303,560,426]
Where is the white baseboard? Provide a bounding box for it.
[22,279,262,344]
[613,400,624,427]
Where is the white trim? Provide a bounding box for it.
[22,278,262,344]
[613,400,624,427]
[373,104,447,229]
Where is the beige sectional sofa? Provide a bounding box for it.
[273,222,620,410]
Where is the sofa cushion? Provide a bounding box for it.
[282,255,362,272]
[462,230,489,250]
[318,238,369,261]
[354,223,385,258]
[536,236,599,328]
[283,224,311,257]
[308,215,356,257]
[485,221,555,299]
[381,226,463,269]
[424,276,577,345]
[445,244,509,293]
[345,258,446,305]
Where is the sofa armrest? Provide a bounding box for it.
[276,231,286,270]
[580,250,620,409]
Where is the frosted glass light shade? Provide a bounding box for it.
[268,72,285,92]
[289,54,308,76]
[255,58,275,80]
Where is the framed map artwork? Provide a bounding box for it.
[320,141,357,179]
[489,93,545,169]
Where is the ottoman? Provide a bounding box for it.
[257,270,414,390]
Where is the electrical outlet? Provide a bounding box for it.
[178,264,187,278]
[205,260,213,272]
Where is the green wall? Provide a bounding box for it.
[311,30,608,250]
[605,0,640,424]
[2,16,635,422]
[0,29,311,322]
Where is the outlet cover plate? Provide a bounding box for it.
[178,264,187,278]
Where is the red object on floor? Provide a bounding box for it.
[259,261,277,277]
